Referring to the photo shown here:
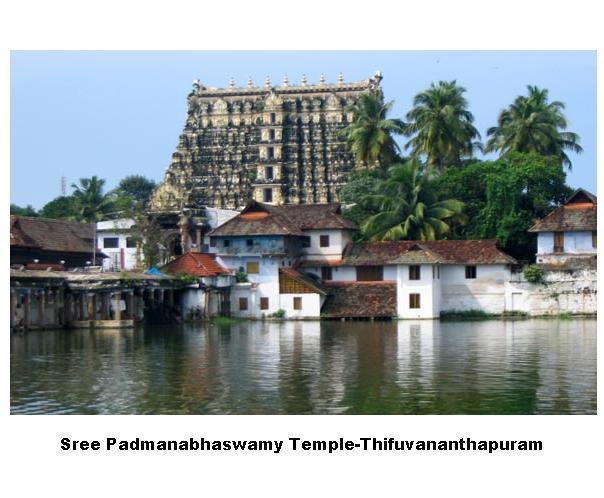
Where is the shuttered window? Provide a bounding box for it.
[356,266,383,281]
[554,232,564,253]
[465,265,477,279]
[246,262,259,274]
[239,298,248,311]
[320,235,330,247]
[409,265,421,280]
[260,297,269,310]
[409,293,420,309]
[293,297,302,310]
[321,267,333,280]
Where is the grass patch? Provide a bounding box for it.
[440,310,494,321]
[210,316,244,326]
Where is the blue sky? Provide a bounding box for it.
[10,51,596,209]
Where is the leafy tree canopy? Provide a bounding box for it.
[112,175,157,209]
[10,203,38,217]
[39,196,79,220]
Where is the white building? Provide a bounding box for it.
[207,201,520,319]
[529,188,597,268]
[96,218,140,271]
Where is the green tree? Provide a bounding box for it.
[112,175,157,211]
[358,161,466,241]
[340,92,405,171]
[39,195,78,219]
[485,85,582,169]
[10,203,38,216]
[436,152,572,260]
[71,176,112,222]
[404,80,481,170]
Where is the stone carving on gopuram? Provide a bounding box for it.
[148,71,383,213]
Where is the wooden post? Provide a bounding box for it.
[38,289,46,328]
[80,293,87,320]
[88,293,96,321]
[113,292,122,321]
[53,290,61,326]
[167,289,174,307]
[10,289,16,328]
[64,293,72,325]
[24,289,31,329]
[127,291,134,319]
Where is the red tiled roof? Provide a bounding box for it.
[10,215,99,254]
[529,188,597,232]
[321,281,397,318]
[208,201,357,237]
[279,267,328,295]
[341,239,516,265]
[161,252,232,277]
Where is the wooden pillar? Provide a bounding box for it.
[159,288,165,305]
[53,290,61,326]
[88,293,96,321]
[113,292,122,321]
[64,293,72,325]
[38,289,46,328]
[24,289,31,329]
[167,288,174,307]
[10,289,16,328]
[126,291,134,319]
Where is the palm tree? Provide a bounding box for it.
[359,161,466,241]
[71,176,112,222]
[485,85,582,169]
[340,92,405,172]
[71,176,112,266]
[404,80,481,170]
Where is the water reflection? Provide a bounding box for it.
[10,319,596,414]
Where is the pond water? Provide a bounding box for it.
[10,319,596,415]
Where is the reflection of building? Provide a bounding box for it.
[529,188,597,268]
[11,215,104,269]
[96,218,140,271]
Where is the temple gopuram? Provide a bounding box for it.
[149,71,382,212]
[147,71,382,257]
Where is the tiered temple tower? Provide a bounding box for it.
[148,71,383,213]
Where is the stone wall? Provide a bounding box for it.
[508,269,596,316]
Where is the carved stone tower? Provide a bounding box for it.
[148,71,383,212]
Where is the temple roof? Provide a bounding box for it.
[208,201,357,237]
[341,240,517,266]
[161,252,232,277]
[529,188,597,233]
[10,215,99,255]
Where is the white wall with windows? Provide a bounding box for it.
[279,293,323,319]
[300,229,354,260]
[96,219,140,271]
[537,230,596,255]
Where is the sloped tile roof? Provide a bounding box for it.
[10,215,97,254]
[341,239,516,265]
[321,281,397,318]
[279,267,328,295]
[529,188,597,232]
[208,201,357,237]
[161,252,232,277]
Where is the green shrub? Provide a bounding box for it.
[523,264,544,283]
[270,309,286,318]
[235,268,248,283]
[176,272,198,285]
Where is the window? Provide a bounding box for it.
[409,293,421,309]
[267,147,274,159]
[268,129,275,140]
[103,237,119,249]
[321,266,333,280]
[270,112,276,124]
[320,235,330,247]
[223,239,231,247]
[465,265,477,279]
[210,238,216,247]
[293,297,302,310]
[239,298,248,311]
[409,265,421,280]
[593,231,597,248]
[260,297,269,310]
[554,231,564,253]
[263,188,273,203]
[301,237,311,248]
[126,237,137,248]
[265,166,274,180]
[356,266,383,281]
[246,261,259,274]
[246,239,254,247]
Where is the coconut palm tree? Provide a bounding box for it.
[359,161,466,241]
[71,176,112,222]
[340,92,405,172]
[404,80,481,170]
[485,85,582,169]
